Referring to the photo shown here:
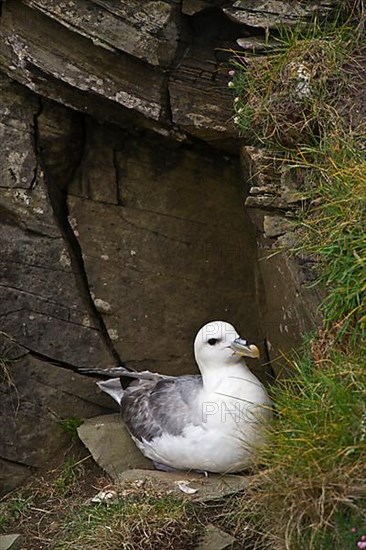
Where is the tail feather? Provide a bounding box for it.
[78,367,134,378]
[97,378,124,404]
[79,366,175,404]
[78,366,173,381]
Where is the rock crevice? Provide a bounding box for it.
[36,109,123,367]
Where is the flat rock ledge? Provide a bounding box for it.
[0,534,22,550]
[116,468,248,503]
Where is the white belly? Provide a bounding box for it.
[136,427,263,473]
[135,398,270,473]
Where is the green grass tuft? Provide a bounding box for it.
[231,16,364,149]
[296,137,366,342]
[59,417,83,442]
[53,458,86,497]
[0,494,34,534]
[230,2,366,547]
[227,348,366,549]
[264,348,366,475]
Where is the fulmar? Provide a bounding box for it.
[91,320,271,474]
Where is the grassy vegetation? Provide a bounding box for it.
[229,2,366,548]
[227,347,366,549]
[52,492,199,550]
[297,138,366,342]
[231,6,364,149]
[0,459,87,536]
[0,494,34,536]
[0,462,202,550]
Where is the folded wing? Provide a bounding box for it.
[120,375,203,442]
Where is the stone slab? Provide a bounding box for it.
[0,534,22,550]
[196,524,236,550]
[77,414,152,478]
[0,1,166,122]
[225,1,335,29]
[116,468,249,503]
[24,0,181,67]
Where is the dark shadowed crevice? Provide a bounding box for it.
[184,7,254,47]
[29,351,89,371]
[23,342,133,393]
[33,101,126,370]
[0,455,37,471]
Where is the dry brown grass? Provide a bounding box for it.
[0,457,204,550]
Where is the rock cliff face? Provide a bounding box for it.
[0,0,329,492]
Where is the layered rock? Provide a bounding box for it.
[0,0,242,147]
[0,74,115,369]
[242,147,323,368]
[225,0,336,29]
[0,70,263,492]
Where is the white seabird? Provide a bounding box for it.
[95,321,271,474]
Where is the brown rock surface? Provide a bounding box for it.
[68,127,263,374]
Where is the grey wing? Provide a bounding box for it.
[120,375,203,442]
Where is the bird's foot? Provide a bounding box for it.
[195,469,209,477]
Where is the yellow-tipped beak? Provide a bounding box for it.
[230,338,260,359]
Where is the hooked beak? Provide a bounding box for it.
[230,338,260,359]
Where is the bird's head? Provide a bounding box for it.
[194,320,260,371]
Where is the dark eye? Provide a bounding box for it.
[208,338,218,346]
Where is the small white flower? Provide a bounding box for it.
[234,116,240,124]
[234,97,240,103]
[238,107,244,114]
[228,81,235,88]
